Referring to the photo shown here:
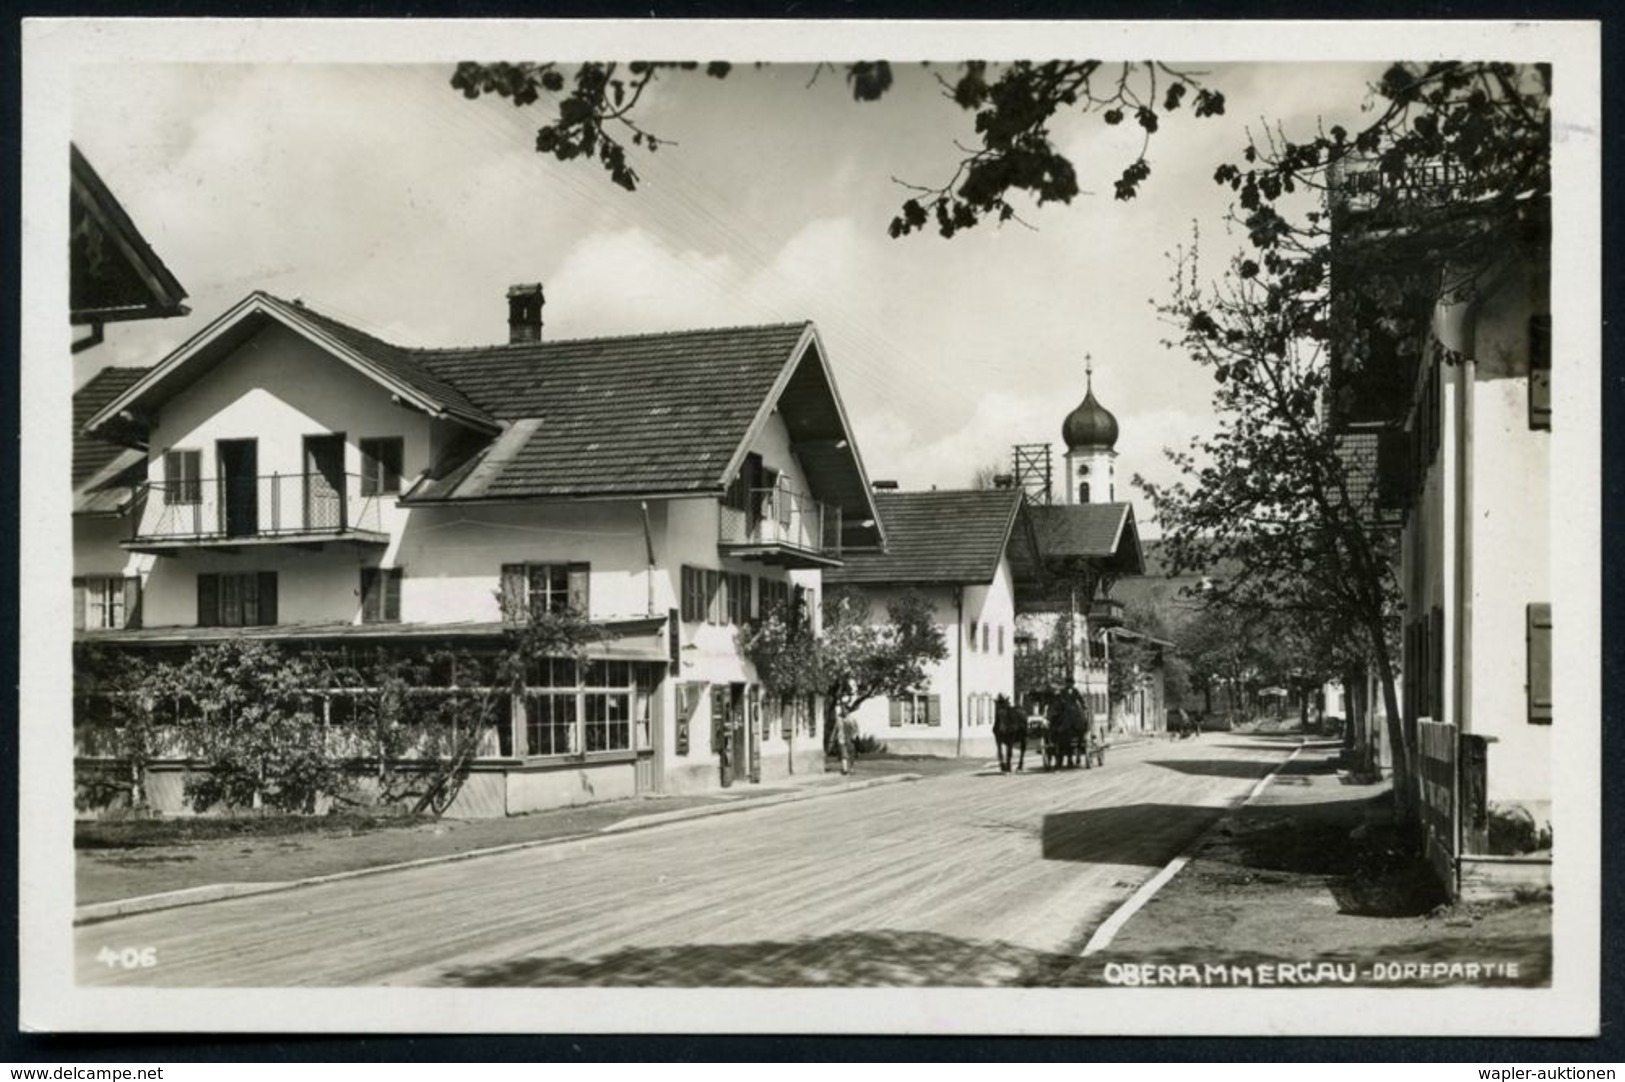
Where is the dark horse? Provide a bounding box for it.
[993,694,1027,773]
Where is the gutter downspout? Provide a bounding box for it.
[640,501,656,617]
[955,586,965,758]
[1454,315,1476,885]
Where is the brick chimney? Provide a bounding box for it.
[507,283,545,344]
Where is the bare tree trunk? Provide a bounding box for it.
[1367,611,1412,827]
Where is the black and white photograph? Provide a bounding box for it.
[19,18,1601,1036]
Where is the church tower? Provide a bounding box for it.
[1060,356,1120,505]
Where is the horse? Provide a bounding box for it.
[992,694,1027,773]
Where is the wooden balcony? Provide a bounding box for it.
[124,473,388,554]
[718,487,843,569]
[1089,597,1125,628]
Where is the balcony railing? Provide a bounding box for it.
[718,487,842,566]
[1331,155,1464,217]
[126,473,386,550]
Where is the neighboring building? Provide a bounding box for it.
[1010,361,1150,730]
[70,144,189,352]
[1330,159,1552,897]
[74,287,885,814]
[823,487,1042,757]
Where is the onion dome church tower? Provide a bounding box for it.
[1061,356,1120,505]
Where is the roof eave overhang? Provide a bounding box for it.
[84,293,499,437]
[399,486,724,508]
[726,324,887,548]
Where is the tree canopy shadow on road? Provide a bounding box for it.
[1144,758,1279,779]
[432,930,1079,987]
[1040,804,1224,866]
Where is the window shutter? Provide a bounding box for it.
[385,568,401,622]
[258,572,279,625]
[706,570,721,624]
[681,567,697,623]
[1528,602,1552,723]
[500,564,526,619]
[926,695,942,726]
[567,564,590,616]
[383,439,403,494]
[742,575,754,623]
[196,573,218,627]
[123,577,142,629]
[361,569,378,622]
[889,699,902,727]
[1429,606,1444,722]
[72,578,85,632]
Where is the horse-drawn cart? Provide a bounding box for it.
[994,693,1104,773]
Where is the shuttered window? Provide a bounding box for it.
[74,575,141,630]
[361,568,402,623]
[889,692,942,727]
[196,571,277,627]
[680,566,705,623]
[499,563,589,618]
[1528,603,1552,723]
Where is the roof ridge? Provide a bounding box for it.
[405,319,813,356]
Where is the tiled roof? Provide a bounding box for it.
[1030,502,1134,558]
[824,489,1025,586]
[74,367,148,489]
[409,322,812,498]
[259,294,493,428]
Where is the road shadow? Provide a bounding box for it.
[1040,804,1222,865]
[1145,758,1279,779]
[434,929,1078,987]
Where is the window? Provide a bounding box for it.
[680,565,707,624]
[197,572,277,627]
[1528,603,1552,723]
[706,569,724,624]
[758,577,792,620]
[888,692,942,727]
[359,437,404,496]
[728,572,753,625]
[163,450,201,505]
[998,626,1005,655]
[501,563,588,618]
[522,659,656,757]
[982,624,990,652]
[361,568,401,623]
[1079,481,1090,503]
[968,624,977,652]
[75,575,140,630]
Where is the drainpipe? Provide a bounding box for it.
[955,586,965,758]
[640,501,656,616]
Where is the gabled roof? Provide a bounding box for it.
[83,292,498,437]
[824,488,1032,587]
[70,145,188,327]
[410,322,814,499]
[79,291,885,546]
[1029,502,1145,575]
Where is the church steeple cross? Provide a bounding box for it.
[1084,353,1093,392]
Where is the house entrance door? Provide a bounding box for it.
[303,434,346,531]
[216,439,258,537]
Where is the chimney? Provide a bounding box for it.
[507,283,545,344]
[871,479,899,491]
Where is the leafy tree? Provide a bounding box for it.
[177,640,349,814]
[72,644,184,812]
[451,60,1225,237]
[738,586,947,760]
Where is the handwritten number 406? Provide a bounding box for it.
[96,946,158,969]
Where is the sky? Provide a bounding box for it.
[70,55,1392,529]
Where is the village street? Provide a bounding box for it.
[76,735,1296,988]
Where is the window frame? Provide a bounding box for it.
[163,449,202,506]
[359,436,405,497]
[197,571,278,628]
[500,562,589,619]
[360,567,402,624]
